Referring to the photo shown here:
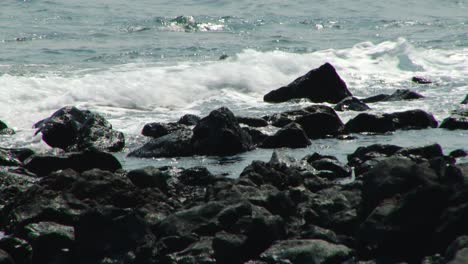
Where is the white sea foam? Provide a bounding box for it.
[0,38,466,142]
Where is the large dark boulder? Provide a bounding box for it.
[128,129,194,158]
[295,112,344,139]
[362,89,424,103]
[178,114,201,126]
[126,166,170,190]
[192,107,253,156]
[260,123,310,149]
[263,63,352,103]
[242,127,268,146]
[23,150,122,176]
[345,109,437,133]
[34,106,125,152]
[344,113,395,134]
[237,116,268,128]
[334,96,370,112]
[440,116,468,130]
[141,122,185,138]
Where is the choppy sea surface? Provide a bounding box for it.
[1,0,467,176]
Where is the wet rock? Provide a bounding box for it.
[237,116,268,127]
[334,96,370,112]
[192,107,253,156]
[178,114,201,126]
[141,122,185,138]
[295,112,344,139]
[126,166,170,190]
[0,148,34,167]
[33,106,125,152]
[0,121,15,135]
[449,149,467,159]
[308,157,352,179]
[260,123,310,149]
[462,95,468,105]
[23,150,122,176]
[259,239,353,264]
[345,109,437,133]
[212,232,248,264]
[362,89,424,103]
[344,113,395,133]
[128,129,194,158]
[242,127,268,146]
[412,76,432,84]
[263,63,352,103]
[0,236,32,264]
[440,116,468,130]
[165,237,216,264]
[395,143,444,161]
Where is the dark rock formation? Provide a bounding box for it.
[440,116,468,130]
[142,122,185,138]
[237,116,268,127]
[260,123,310,149]
[128,129,194,158]
[334,96,370,112]
[263,63,352,103]
[126,166,170,190]
[362,89,424,103]
[0,120,15,135]
[304,153,352,179]
[345,109,437,133]
[33,106,125,152]
[462,95,468,105]
[412,76,432,84]
[0,148,34,167]
[295,112,344,139]
[23,150,122,176]
[242,127,268,146]
[178,114,201,126]
[192,107,253,156]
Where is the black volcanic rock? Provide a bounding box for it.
[344,109,437,133]
[412,76,432,84]
[0,120,15,135]
[34,106,125,152]
[334,96,370,112]
[263,63,352,103]
[192,107,253,156]
[128,129,194,158]
[295,112,344,139]
[178,114,201,126]
[260,123,310,149]
[141,122,185,138]
[440,116,468,130]
[0,148,34,166]
[362,89,424,103]
[23,150,122,176]
[237,116,268,127]
[242,127,268,146]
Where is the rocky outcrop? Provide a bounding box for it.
[344,109,438,133]
[236,116,268,128]
[192,107,254,156]
[128,129,194,158]
[142,122,185,138]
[362,89,424,103]
[440,115,468,130]
[412,76,432,84]
[260,123,310,149]
[0,121,15,135]
[33,106,125,152]
[334,96,370,112]
[178,114,201,126]
[263,63,352,103]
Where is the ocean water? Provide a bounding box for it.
[1,0,467,176]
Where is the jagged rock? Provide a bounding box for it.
[264,63,352,103]
[260,123,310,149]
[362,89,424,103]
[33,106,125,152]
[237,116,268,127]
[192,107,253,156]
[440,116,468,130]
[412,76,432,84]
[142,122,185,138]
[178,114,201,126]
[259,239,353,264]
[128,129,194,158]
[334,97,370,112]
[23,150,122,176]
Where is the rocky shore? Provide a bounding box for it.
[1,63,467,264]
